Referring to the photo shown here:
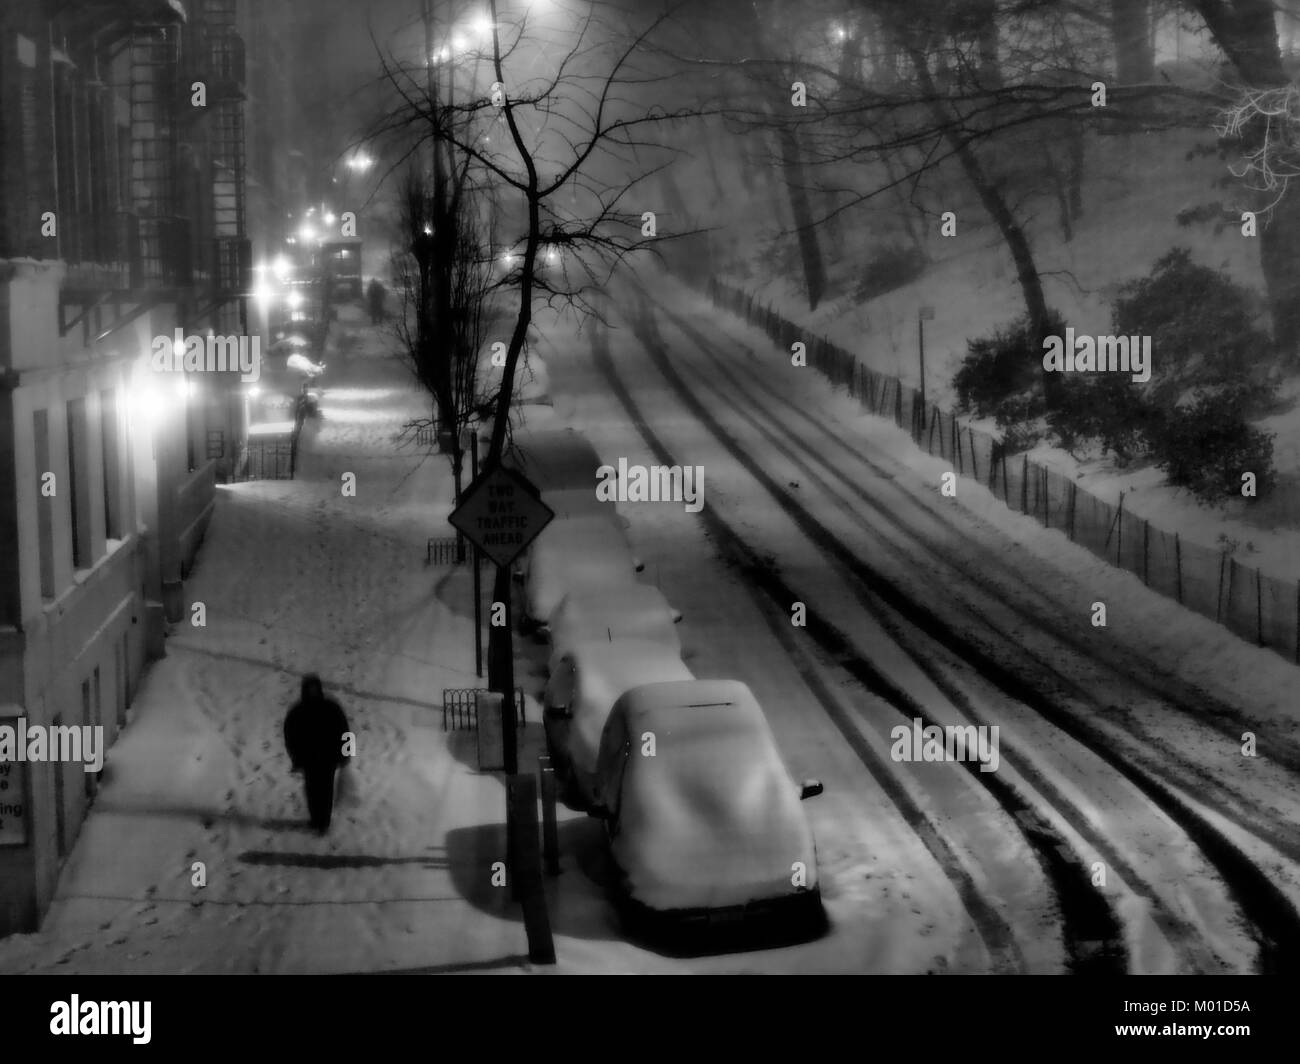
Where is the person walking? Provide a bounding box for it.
[366,277,386,325]
[284,674,352,833]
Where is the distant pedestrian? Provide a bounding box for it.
[366,278,386,324]
[284,673,352,833]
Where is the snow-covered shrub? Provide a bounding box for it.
[1113,247,1272,394]
[953,311,1065,438]
[1045,372,1153,462]
[1146,386,1275,501]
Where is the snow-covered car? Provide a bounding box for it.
[540,486,628,525]
[518,510,639,584]
[286,352,326,378]
[504,428,606,493]
[592,680,826,943]
[543,639,695,809]
[522,515,644,628]
[268,334,312,355]
[547,584,683,670]
[510,491,630,580]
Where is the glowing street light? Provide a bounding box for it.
[470,13,494,37]
[346,152,374,173]
[271,254,292,282]
[298,222,318,243]
[286,289,305,310]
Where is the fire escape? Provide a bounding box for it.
[56,0,191,344]
[193,0,251,322]
[130,23,187,289]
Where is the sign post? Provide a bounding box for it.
[448,463,554,776]
[918,304,935,411]
[461,429,483,678]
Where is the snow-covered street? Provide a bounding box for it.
[2,273,1299,974]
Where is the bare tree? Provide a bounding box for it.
[390,164,496,513]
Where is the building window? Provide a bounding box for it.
[66,397,92,570]
[101,390,121,540]
[33,410,55,599]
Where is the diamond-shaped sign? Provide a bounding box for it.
[448,464,555,569]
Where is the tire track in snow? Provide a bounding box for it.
[641,288,1300,974]
[591,317,1041,974]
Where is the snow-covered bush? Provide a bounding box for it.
[1146,386,1276,502]
[1113,247,1273,395]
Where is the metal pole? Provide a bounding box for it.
[470,432,482,677]
[490,564,518,776]
[539,756,559,876]
[918,314,926,410]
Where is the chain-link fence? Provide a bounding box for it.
[709,278,1300,664]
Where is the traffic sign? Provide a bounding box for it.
[448,464,555,569]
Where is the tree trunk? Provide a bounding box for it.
[776,126,828,310]
[1113,0,1155,82]
[1066,121,1086,220]
[742,1,827,310]
[1188,0,1300,363]
[903,43,1051,347]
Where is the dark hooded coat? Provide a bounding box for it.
[284,674,351,773]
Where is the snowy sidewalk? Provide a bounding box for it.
[0,308,539,974]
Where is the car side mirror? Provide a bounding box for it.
[799,779,824,800]
[545,703,571,719]
[634,560,646,573]
[671,609,683,624]
[512,569,525,583]
[587,802,609,820]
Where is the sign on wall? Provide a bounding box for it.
[0,759,28,846]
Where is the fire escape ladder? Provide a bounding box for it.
[129,26,182,288]
[199,0,248,298]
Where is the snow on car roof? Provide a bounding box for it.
[614,681,795,806]
[548,585,680,667]
[559,638,690,680]
[552,584,675,626]
[506,429,604,491]
[526,532,642,622]
[532,513,630,551]
[558,641,696,767]
[540,486,616,519]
